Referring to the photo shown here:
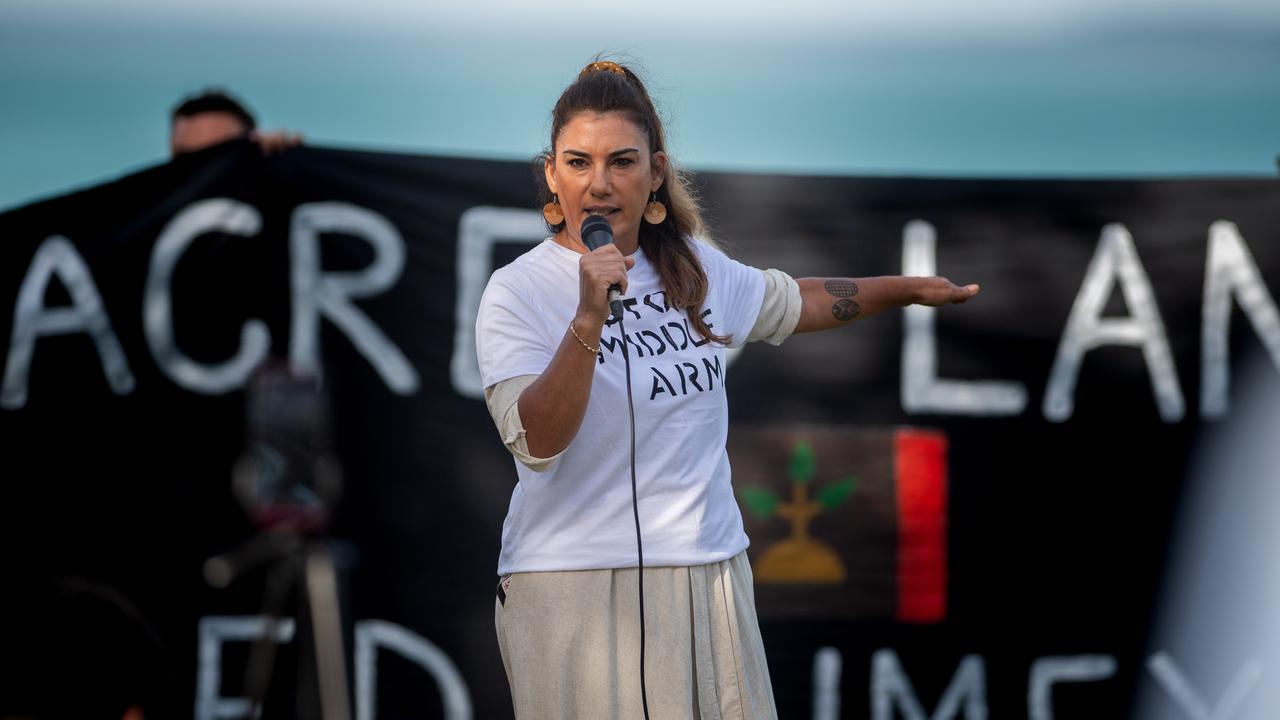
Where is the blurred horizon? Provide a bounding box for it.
[2,0,1278,212]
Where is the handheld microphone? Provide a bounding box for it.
[580,215,624,319]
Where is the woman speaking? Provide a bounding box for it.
[476,59,978,719]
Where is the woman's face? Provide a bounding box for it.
[545,111,667,253]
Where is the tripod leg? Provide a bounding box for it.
[245,552,299,717]
[305,544,351,720]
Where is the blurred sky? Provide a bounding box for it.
[1,0,1278,211]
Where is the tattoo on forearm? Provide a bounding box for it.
[831,299,861,322]
[824,279,859,298]
[825,280,861,321]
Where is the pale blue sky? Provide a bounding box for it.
[1,0,1277,211]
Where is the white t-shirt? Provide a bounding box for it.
[476,238,766,574]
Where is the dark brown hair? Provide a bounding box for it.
[536,59,730,345]
[171,88,257,131]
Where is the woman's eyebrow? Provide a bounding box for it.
[562,148,641,158]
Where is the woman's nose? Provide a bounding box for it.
[589,166,610,196]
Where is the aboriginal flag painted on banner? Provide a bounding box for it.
[729,426,947,624]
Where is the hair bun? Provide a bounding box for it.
[582,60,626,77]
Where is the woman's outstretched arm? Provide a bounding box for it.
[793,276,979,333]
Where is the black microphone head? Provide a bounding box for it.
[580,214,614,251]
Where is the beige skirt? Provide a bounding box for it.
[494,550,778,719]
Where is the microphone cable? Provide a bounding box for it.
[579,214,650,717]
[615,315,651,720]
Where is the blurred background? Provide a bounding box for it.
[2,0,1278,212]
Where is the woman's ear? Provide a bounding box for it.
[650,150,668,193]
[544,154,558,195]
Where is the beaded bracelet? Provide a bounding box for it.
[569,320,599,354]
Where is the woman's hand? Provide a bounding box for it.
[576,245,635,325]
[914,277,980,306]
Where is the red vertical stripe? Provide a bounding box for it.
[895,429,948,623]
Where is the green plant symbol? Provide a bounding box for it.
[739,440,858,523]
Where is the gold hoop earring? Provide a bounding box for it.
[543,194,564,225]
[643,193,667,224]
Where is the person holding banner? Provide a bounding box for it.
[476,59,978,719]
[169,89,302,157]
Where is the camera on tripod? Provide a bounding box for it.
[204,362,353,720]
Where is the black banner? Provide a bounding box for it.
[1,139,1278,718]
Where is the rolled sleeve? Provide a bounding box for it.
[483,374,564,472]
[747,268,802,345]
